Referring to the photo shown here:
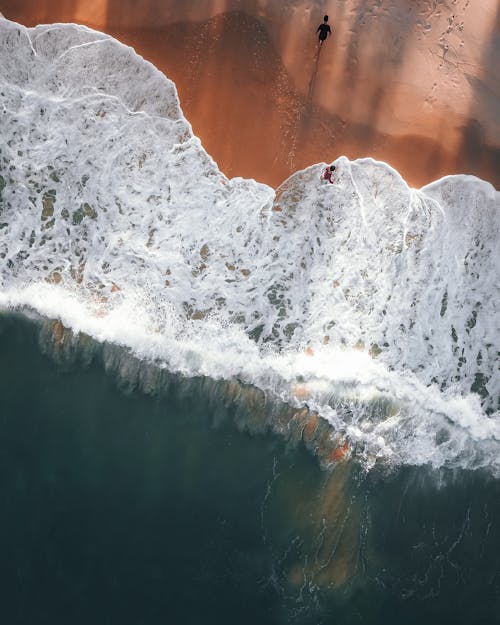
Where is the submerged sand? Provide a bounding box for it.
[3,0,500,188]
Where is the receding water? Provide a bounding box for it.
[1,313,500,625]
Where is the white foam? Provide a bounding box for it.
[1,19,499,473]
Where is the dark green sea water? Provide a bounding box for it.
[1,312,500,625]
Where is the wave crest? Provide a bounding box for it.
[1,18,499,472]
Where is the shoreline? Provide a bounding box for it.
[1,5,499,190]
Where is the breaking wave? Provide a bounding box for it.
[1,19,499,473]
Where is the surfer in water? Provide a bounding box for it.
[317,15,332,46]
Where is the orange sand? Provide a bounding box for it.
[3,1,499,189]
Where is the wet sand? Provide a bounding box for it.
[3,1,500,189]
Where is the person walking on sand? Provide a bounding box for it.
[317,15,332,46]
[322,164,336,184]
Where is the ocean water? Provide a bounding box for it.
[2,312,500,625]
[1,17,500,624]
[1,18,499,473]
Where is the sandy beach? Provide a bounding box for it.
[3,0,499,188]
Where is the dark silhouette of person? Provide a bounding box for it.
[317,15,332,46]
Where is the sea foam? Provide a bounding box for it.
[1,18,499,473]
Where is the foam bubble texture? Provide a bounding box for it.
[1,19,499,472]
